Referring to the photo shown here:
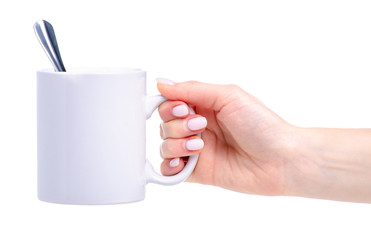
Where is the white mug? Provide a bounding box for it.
[37,68,199,205]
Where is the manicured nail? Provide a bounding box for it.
[172,105,189,117]
[187,117,207,131]
[186,139,204,151]
[169,158,180,168]
[156,78,175,86]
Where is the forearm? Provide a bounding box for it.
[287,127,371,203]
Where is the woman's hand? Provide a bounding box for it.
[156,79,297,196]
[156,78,371,203]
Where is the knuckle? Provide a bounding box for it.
[158,101,170,113]
[159,123,165,139]
[185,80,200,85]
[167,142,179,156]
[160,161,170,176]
[226,84,242,92]
[222,84,247,103]
[160,142,165,158]
[158,100,167,109]
[161,140,179,158]
[181,80,200,88]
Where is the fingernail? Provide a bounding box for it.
[172,105,189,117]
[187,117,207,131]
[186,139,204,151]
[169,158,180,168]
[156,78,175,86]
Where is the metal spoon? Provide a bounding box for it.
[33,20,66,72]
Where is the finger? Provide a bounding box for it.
[160,158,185,176]
[160,136,204,159]
[156,79,244,112]
[158,100,189,122]
[160,115,207,139]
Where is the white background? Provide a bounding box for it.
[1,0,371,239]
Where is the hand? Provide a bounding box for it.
[156,78,371,203]
[156,79,297,196]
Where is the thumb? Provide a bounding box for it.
[156,78,237,111]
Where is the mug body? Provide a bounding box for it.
[37,68,147,204]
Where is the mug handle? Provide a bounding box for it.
[145,95,200,185]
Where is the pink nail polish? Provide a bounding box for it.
[187,117,207,131]
[169,158,180,167]
[172,105,189,117]
[186,139,204,151]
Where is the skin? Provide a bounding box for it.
[157,80,371,203]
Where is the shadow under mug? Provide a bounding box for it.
[37,68,199,204]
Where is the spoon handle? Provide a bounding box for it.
[34,20,66,72]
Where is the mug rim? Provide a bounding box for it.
[37,67,143,75]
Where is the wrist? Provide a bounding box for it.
[283,126,327,198]
[284,127,371,202]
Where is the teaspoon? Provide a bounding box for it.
[33,20,66,72]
